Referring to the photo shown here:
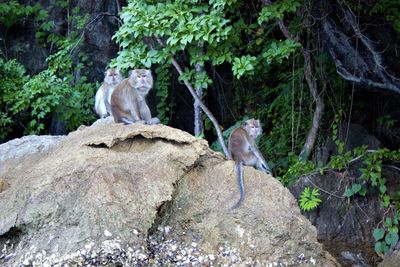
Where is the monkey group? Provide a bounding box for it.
[94,68,159,125]
[94,68,270,209]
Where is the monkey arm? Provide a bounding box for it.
[252,148,271,174]
[95,86,108,118]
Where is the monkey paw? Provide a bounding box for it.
[146,117,160,125]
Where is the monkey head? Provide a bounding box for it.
[104,68,123,86]
[128,69,153,96]
[242,119,262,139]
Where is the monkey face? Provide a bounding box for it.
[104,68,123,85]
[130,69,153,93]
[243,119,262,138]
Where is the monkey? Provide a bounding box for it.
[228,118,271,209]
[94,68,124,118]
[111,69,160,125]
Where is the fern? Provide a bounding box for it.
[299,187,322,211]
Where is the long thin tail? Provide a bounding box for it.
[232,160,244,209]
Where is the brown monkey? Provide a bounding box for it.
[111,69,160,125]
[94,68,124,118]
[228,119,271,209]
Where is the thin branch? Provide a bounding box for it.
[382,164,400,173]
[155,38,231,159]
[354,199,371,222]
[269,5,324,160]
[347,149,377,165]
[303,175,346,199]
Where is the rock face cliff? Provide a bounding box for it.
[2,0,121,81]
[0,120,338,266]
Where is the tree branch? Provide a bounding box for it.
[270,5,324,160]
[321,9,400,94]
[155,38,231,159]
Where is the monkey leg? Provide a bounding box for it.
[232,160,245,209]
[119,117,135,125]
[100,113,110,119]
[241,152,258,166]
[146,117,160,125]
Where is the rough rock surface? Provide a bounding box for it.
[0,135,63,163]
[0,120,338,266]
[378,250,400,267]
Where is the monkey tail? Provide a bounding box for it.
[232,160,244,209]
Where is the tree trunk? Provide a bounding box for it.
[298,49,324,161]
[194,62,204,136]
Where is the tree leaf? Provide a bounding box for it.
[373,228,385,241]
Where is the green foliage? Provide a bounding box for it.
[114,0,235,75]
[371,0,400,32]
[377,115,397,129]
[154,64,172,124]
[0,59,28,140]
[0,2,97,141]
[60,78,96,130]
[262,40,301,65]
[0,1,42,28]
[343,183,367,198]
[374,214,400,254]
[232,55,257,79]
[178,68,212,90]
[14,70,69,133]
[258,0,302,24]
[280,154,315,185]
[299,187,322,211]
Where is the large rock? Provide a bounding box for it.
[0,121,338,266]
[379,250,400,267]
